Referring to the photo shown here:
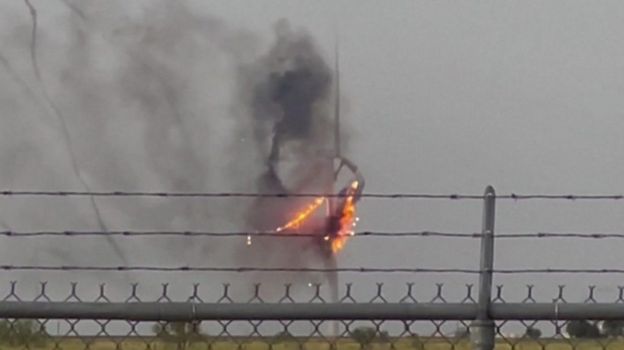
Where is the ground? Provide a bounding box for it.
[6,338,624,350]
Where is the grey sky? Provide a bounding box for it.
[1,0,624,310]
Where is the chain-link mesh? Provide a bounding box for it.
[0,282,623,350]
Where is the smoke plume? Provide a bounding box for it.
[235,19,337,234]
[0,1,344,294]
[0,0,256,275]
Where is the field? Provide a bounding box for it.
[4,338,624,350]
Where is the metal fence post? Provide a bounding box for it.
[471,186,496,350]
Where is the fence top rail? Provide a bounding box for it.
[0,301,622,321]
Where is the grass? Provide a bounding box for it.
[2,338,624,350]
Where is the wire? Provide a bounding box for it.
[1,265,624,274]
[1,190,623,200]
[0,190,477,198]
[0,230,461,237]
[494,269,624,274]
[498,233,624,239]
[0,266,475,273]
[3,231,624,239]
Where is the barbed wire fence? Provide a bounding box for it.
[2,186,624,349]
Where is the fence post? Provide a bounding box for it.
[471,186,496,350]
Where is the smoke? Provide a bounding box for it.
[234,19,337,231]
[228,19,346,290]
[0,1,344,297]
[261,20,333,166]
[0,1,257,278]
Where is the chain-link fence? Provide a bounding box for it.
[2,186,624,350]
[2,281,624,350]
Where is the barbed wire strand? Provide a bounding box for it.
[1,190,624,200]
[1,266,624,274]
[0,230,464,237]
[3,230,624,239]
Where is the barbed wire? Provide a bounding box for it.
[0,266,477,273]
[1,190,624,200]
[3,230,624,239]
[0,230,469,238]
[2,265,624,274]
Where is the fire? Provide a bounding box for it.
[276,196,326,232]
[273,180,360,255]
[330,180,359,253]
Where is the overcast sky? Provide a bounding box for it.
[1,0,624,313]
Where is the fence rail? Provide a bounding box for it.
[3,302,624,321]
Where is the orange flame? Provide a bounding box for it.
[276,196,326,232]
[330,180,359,253]
[273,181,360,255]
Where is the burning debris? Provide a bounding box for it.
[249,156,364,255]
[275,196,326,233]
[328,179,360,253]
[246,173,363,255]
[238,20,365,256]
[278,179,361,254]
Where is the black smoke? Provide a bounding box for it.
[235,20,337,235]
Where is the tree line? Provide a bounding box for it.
[0,320,393,350]
[455,320,624,339]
